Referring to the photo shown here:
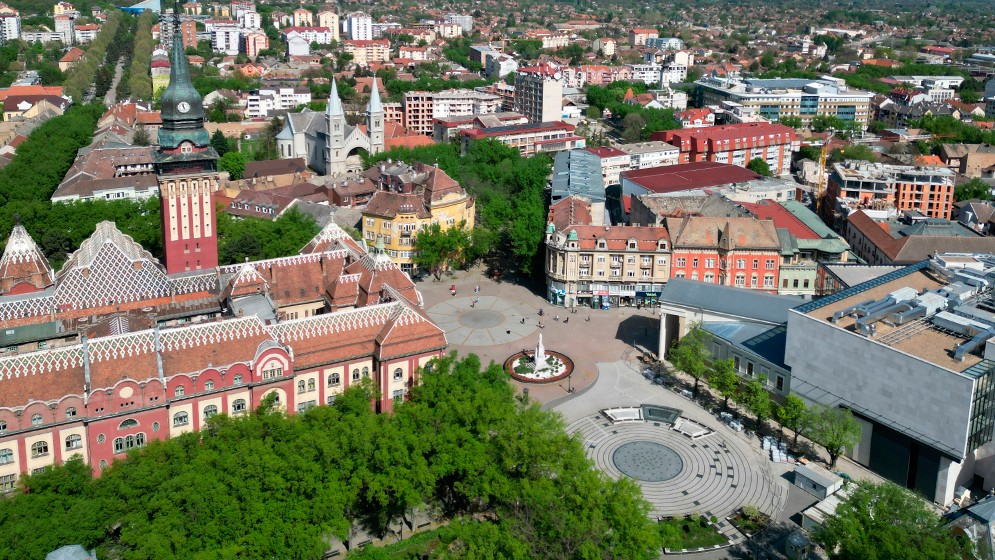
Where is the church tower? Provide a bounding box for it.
[326,76,346,172]
[367,76,384,155]
[153,4,220,275]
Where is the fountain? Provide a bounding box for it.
[504,333,574,384]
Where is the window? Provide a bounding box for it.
[65,434,82,450]
[766,259,775,270]
[352,368,360,381]
[205,380,215,391]
[776,376,785,391]
[114,438,124,453]
[0,421,5,433]
[297,380,306,393]
[97,434,105,444]
[705,258,715,268]
[307,379,315,392]
[751,274,758,287]
[752,259,759,268]
[175,386,185,397]
[782,278,789,288]
[734,356,741,371]
[328,372,340,386]
[691,271,698,280]
[66,407,76,418]
[152,422,160,432]
[803,279,810,289]
[0,474,14,492]
[692,258,699,267]
[31,414,42,426]
[204,405,218,418]
[326,395,337,405]
[392,389,405,403]
[118,419,138,430]
[704,272,714,283]
[263,367,283,380]
[735,274,745,287]
[173,412,189,427]
[233,374,243,385]
[793,279,799,288]
[233,399,247,414]
[675,257,686,267]
[393,368,403,381]
[764,275,774,288]
[0,448,12,464]
[736,259,746,268]
[98,460,107,470]
[30,441,48,457]
[747,362,754,377]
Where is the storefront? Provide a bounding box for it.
[636,291,661,307]
[594,290,610,310]
[547,281,566,306]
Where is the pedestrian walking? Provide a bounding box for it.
[564,317,569,324]
[520,318,526,324]
[474,285,480,293]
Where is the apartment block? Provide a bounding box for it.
[342,39,390,65]
[459,121,584,157]
[696,76,874,129]
[316,10,339,41]
[514,64,563,123]
[828,160,956,219]
[629,27,658,46]
[344,12,372,40]
[211,26,241,55]
[402,89,501,135]
[657,122,798,175]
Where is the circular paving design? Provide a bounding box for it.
[612,441,684,482]
[427,296,538,346]
[458,309,503,328]
[567,413,782,520]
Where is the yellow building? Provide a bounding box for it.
[361,161,475,273]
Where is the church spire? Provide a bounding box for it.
[367,75,383,114]
[156,0,211,151]
[327,77,344,117]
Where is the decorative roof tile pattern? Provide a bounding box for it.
[0,223,54,291]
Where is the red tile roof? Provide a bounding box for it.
[584,146,627,158]
[621,162,761,194]
[567,224,669,251]
[741,200,819,240]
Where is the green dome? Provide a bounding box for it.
[545,223,555,234]
[567,230,578,240]
[157,19,209,149]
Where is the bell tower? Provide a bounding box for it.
[153,2,220,274]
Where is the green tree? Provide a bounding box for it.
[955,177,993,201]
[779,116,803,129]
[210,129,231,157]
[412,221,474,277]
[668,324,710,398]
[831,144,878,163]
[814,481,969,560]
[132,124,151,146]
[776,394,811,446]
[809,405,862,468]
[586,105,602,119]
[622,112,646,143]
[747,157,772,176]
[708,358,739,410]
[737,379,772,431]
[218,151,246,180]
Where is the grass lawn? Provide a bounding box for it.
[658,516,727,550]
[375,526,454,558]
[238,137,263,156]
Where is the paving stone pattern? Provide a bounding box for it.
[427,296,538,346]
[568,413,782,521]
[612,441,684,482]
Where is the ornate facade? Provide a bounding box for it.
[0,221,446,485]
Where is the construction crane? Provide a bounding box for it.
[814,132,883,215]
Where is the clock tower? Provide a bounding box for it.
[153,5,220,275]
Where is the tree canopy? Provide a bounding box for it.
[0,353,662,559]
[814,481,969,560]
[746,157,772,176]
[668,324,710,398]
[809,405,862,468]
[955,178,993,202]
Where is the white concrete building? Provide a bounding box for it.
[239,10,261,29]
[283,26,334,45]
[344,12,372,41]
[619,141,680,170]
[593,37,615,56]
[0,14,20,43]
[316,10,339,42]
[485,54,518,78]
[211,25,241,55]
[445,13,473,34]
[246,87,312,117]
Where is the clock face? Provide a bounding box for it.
[177,101,190,114]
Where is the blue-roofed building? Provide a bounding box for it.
[657,277,804,397]
[551,149,606,204]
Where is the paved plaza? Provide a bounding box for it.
[427,296,538,346]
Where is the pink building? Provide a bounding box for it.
[245,30,269,59]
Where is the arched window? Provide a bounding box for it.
[175,386,185,397]
[393,368,403,381]
[0,420,6,433]
[362,366,369,378]
[135,433,146,448]
[30,441,48,457]
[233,374,243,385]
[114,438,124,453]
[65,407,76,418]
[352,368,360,381]
[205,380,215,391]
[297,380,306,393]
[173,412,189,426]
[328,373,340,386]
[31,414,42,426]
[0,448,12,464]
[65,434,82,450]
[204,405,218,418]
[118,419,138,430]
[232,399,247,413]
[307,379,315,392]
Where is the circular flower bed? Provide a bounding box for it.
[503,350,575,384]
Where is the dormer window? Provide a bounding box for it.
[628,240,637,250]
[597,239,606,249]
[658,240,668,250]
